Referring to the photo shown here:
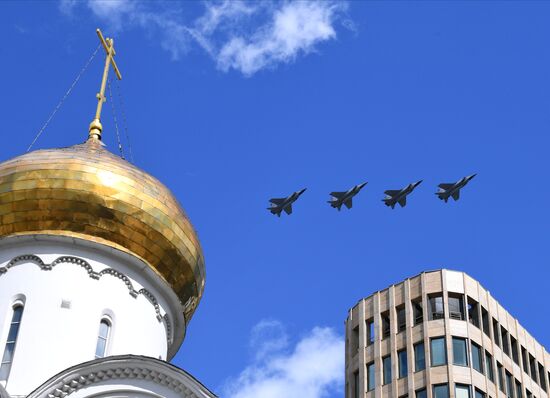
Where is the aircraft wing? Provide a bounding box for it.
[451,190,460,201]
[438,183,454,190]
[398,197,407,207]
[384,190,401,197]
[330,191,347,199]
[269,198,286,205]
[284,205,293,215]
[344,198,353,209]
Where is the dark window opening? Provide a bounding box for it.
[448,294,465,320]
[471,341,484,374]
[485,351,494,382]
[412,298,423,325]
[467,297,480,327]
[493,319,501,347]
[482,307,490,336]
[501,327,510,356]
[414,342,425,371]
[366,319,374,346]
[429,294,444,320]
[382,311,391,339]
[383,355,392,385]
[396,305,406,333]
[510,336,519,365]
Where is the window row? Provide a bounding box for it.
[0,302,112,384]
[354,381,490,398]
[356,293,548,394]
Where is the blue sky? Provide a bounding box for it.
[1,1,550,397]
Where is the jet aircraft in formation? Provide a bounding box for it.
[328,182,368,211]
[382,180,423,209]
[267,188,307,217]
[435,174,476,203]
[267,175,475,216]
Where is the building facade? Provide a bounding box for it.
[345,270,549,398]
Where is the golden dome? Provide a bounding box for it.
[0,138,205,321]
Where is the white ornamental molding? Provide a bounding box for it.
[26,355,217,398]
[0,254,173,345]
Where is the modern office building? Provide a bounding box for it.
[345,270,549,398]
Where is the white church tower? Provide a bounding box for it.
[0,30,215,398]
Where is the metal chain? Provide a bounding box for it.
[107,78,125,159]
[27,43,102,152]
[115,79,134,163]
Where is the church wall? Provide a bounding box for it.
[0,236,179,396]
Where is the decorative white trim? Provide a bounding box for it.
[0,255,173,345]
[26,355,217,398]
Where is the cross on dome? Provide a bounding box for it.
[89,28,122,141]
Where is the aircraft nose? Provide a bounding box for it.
[469,174,477,179]
[415,180,423,186]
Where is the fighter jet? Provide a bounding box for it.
[383,180,423,209]
[328,182,368,211]
[436,174,476,202]
[267,188,307,217]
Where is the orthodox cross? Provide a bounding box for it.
[89,28,122,141]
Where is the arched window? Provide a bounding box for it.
[94,318,111,359]
[0,304,24,381]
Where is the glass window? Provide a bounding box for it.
[526,390,532,398]
[367,362,375,391]
[471,342,483,374]
[506,371,514,398]
[475,389,486,398]
[538,363,547,391]
[485,351,494,382]
[382,312,391,339]
[452,337,468,366]
[511,336,519,365]
[398,349,408,378]
[366,319,374,345]
[501,327,510,356]
[431,337,447,367]
[416,389,427,398]
[529,355,538,384]
[412,298,423,325]
[456,384,471,398]
[95,318,111,359]
[396,306,406,332]
[522,347,529,374]
[493,319,501,347]
[0,304,24,382]
[467,297,480,327]
[498,362,505,392]
[433,384,450,398]
[448,294,465,320]
[516,380,523,398]
[414,342,425,371]
[429,294,444,320]
[383,355,392,385]
[482,307,490,337]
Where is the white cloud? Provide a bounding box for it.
[61,0,350,76]
[223,320,344,398]
[217,1,342,75]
